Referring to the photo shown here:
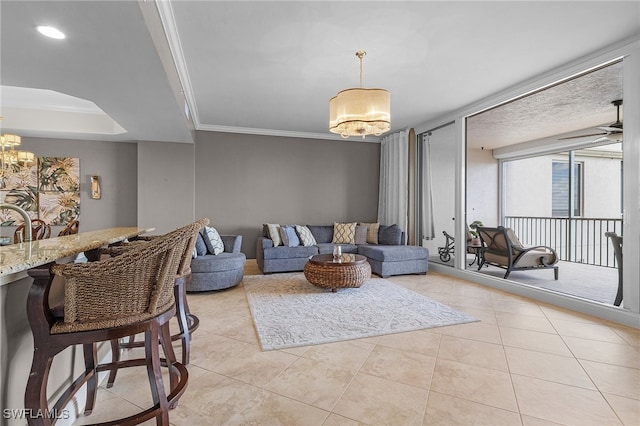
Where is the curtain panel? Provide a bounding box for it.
[377,129,409,232]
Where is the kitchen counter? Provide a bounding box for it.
[0,227,153,285]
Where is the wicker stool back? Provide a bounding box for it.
[24,221,199,425]
[103,218,209,388]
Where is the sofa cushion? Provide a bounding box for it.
[263,245,318,259]
[190,252,246,273]
[266,223,282,246]
[202,226,224,255]
[378,224,402,245]
[295,225,317,246]
[279,225,300,247]
[307,225,333,243]
[358,245,429,262]
[354,225,368,245]
[359,222,379,244]
[332,222,357,244]
[316,243,358,255]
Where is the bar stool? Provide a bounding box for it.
[24,222,199,425]
[14,219,51,243]
[103,218,209,388]
[57,220,79,236]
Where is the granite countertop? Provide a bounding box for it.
[0,227,154,279]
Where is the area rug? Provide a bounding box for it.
[243,273,478,351]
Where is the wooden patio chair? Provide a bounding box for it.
[477,226,558,280]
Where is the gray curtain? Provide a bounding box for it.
[420,132,436,240]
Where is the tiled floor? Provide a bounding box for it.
[74,261,639,425]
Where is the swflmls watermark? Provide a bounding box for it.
[2,409,70,420]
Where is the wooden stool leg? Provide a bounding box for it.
[145,324,169,425]
[106,338,120,388]
[83,343,98,415]
[160,321,180,409]
[173,278,191,365]
[24,350,54,426]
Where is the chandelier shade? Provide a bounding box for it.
[329,88,391,138]
[329,51,391,139]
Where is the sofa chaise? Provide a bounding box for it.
[256,223,429,278]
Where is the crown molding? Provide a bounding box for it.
[196,124,381,143]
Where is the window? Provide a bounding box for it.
[552,160,582,217]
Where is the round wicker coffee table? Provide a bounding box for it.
[304,253,371,292]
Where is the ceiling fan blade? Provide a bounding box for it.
[596,126,623,133]
[558,132,607,141]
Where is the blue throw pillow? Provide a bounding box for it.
[378,224,403,245]
[279,225,300,247]
[195,232,207,256]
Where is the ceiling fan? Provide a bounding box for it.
[559,99,623,141]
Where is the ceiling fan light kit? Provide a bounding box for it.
[329,51,391,139]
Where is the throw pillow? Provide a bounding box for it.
[266,223,282,246]
[359,222,379,244]
[279,225,300,247]
[354,225,368,245]
[378,224,403,245]
[195,232,207,256]
[295,225,317,246]
[202,226,225,255]
[332,222,357,244]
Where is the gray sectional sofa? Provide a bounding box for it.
[256,224,429,277]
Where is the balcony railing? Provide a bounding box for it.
[504,216,622,268]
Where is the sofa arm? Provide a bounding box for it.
[222,235,243,253]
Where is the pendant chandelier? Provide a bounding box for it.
[329,51,391,139]
[0,132,36,183]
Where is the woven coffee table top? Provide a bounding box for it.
[304,254,371,292]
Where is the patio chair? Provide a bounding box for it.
[604,232,623,306]
[477,226,558,280]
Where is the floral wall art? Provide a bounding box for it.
[0,157,80,226]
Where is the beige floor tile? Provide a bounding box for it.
[520,414,564,425]
[303,339,376,373]
[549,318,628,344]
[266,357,354,411]
[333,372,428,426]
[440,322,503,345]
[611,325,640,347]
[538,305,604,324]
[359,345,437,389]
[321,413,368,426]
[447,294,495,311]
[492,300,546,317]
[430,358,518,411]
[177,371,262,424]
[603,393,640,426]
[376,329,442,357]
[170,404,222,426]
[579,360,640,400]
[72,389,152,425]
[511,374,622,425]
[188,331,254,368]
[211,345,299,387]
[437,335,509,372]
[226,389,329,426]
[499,327,572,356]
[563,335,640,369]
[423,391,521,426]
[504,346,596,389]
[495,311,557,334]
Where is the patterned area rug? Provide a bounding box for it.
[243,273,478,351]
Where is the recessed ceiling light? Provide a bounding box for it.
[37,26,65,40]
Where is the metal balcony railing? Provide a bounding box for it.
[504,216,622,268]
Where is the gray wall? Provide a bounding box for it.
[0,137,138,238]
[194,132,381,258]
[137,141,195,234]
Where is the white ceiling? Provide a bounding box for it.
[1,1,639,147]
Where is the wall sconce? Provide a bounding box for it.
[90,175,101,199]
